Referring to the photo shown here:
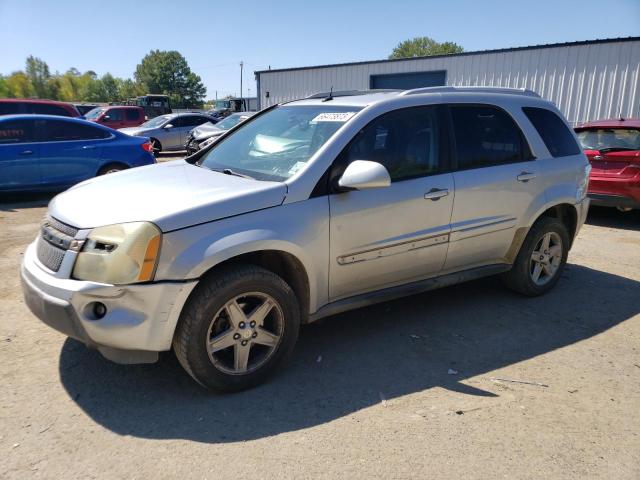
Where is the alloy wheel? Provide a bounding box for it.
[206,292,284,375]
[529,231,563,286]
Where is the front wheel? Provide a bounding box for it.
[173,265,300,392]
[502,217,570,296]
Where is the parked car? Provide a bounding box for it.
[0,114,155,192]
[73,104,99,116]
[575,118,640,211]
[84,106,145,129]
[0,98,81,117]
[120,113,217,154]
[185,112,254,154]
[21,87,590,392]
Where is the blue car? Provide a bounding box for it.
[0,115,156,192]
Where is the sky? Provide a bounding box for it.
[1,0,638,100]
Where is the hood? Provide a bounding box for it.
[49,161,287,232]
[193,123,223,140]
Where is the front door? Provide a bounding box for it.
[329,105,454,301]
[0,119,41,190]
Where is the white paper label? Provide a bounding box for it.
[311,112,357,123]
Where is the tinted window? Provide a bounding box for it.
[451,105,528,169]
[0,102,23,115]
[341,106,443,182]
[29,103,72,117]
[125,108,140,121]
[40,120,110,141]
[182,115,210,127]
[105,109,124,121]
[523,107,581,157]
[0,120,35,144]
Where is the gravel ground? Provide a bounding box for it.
[1,186,638,479]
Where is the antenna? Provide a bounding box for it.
[322,86,334,102]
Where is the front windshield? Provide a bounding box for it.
[576,128,640,151]
[141,115,171,128]
[216,114,250,131]
[84,107,106,120]
[198,105,361,181]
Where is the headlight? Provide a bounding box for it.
[73,222,162,284]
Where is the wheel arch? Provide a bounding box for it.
[97,161,129,176]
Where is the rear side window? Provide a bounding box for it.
[29,103,72,117]
[125,109,140,121]
[450,105,529,169]
[523,107,581,157]
[39,120,111,142]
[0,102,23,115]
[182,115,210,127]
[105,109,124,121]
[0,120,35,144]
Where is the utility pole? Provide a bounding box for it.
[239,61,244,105]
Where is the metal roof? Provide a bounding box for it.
[255,36,640,75]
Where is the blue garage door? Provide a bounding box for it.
[370,70,446,89]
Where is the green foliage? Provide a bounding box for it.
[389,37,464,59]
[2,53,206,107]
[134,50,206,108]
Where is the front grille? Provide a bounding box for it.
[36,216,79,272]
[36,236,66,272]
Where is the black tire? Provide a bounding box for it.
[97,163,128,175]
[150,138,162,155]
[173,264,300,392]
[502,217,570,296]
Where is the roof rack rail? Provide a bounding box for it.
[305,89,398,99]
[399,86,540,97]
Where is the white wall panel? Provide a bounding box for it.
[257,39,640,125]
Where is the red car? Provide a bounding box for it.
[575,118,640,211]
[84,105,145,128]
[0,98,81,117]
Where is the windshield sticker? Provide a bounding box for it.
[311,112,357,123]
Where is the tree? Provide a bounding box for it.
[25,56,52,98]
[389,37,463,59]
[0,75,9,98]
[134,50,206,107]
[6,72,34,98]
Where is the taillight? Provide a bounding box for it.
[141,142,153,152]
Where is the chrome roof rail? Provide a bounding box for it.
[399,86,541,97]
[305,89,399,99]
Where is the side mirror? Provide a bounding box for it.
[102,115,111,121]
[338,160,391,191]
[163,123,173,129]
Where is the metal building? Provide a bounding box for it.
[255,37,640,125]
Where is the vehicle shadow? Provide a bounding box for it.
[0,192,57,212]
[58,264,639,443]
[586,206,640,231]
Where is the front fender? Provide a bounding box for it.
[155,198,330,313]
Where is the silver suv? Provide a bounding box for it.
[21,87,590,391]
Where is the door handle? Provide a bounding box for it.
[82,145,96,150]
[19,150,33,155]
[424,188,449,200]
[517,172,536,182]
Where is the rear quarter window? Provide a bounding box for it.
[523,107,581,157]
[125,109,141,121]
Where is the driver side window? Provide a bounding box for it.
[340,106,445,183]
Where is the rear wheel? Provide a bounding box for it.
[97,163,128,175]
[173,265,300,392]
[502,217,569,296]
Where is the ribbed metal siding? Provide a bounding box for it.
[258,40,640,125]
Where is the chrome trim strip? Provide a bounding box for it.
[337,233,450,265]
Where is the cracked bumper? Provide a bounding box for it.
[20,242,197,363]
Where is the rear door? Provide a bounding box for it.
[123,108,143,127]
[179,115,212,145]
[0,119,41,190]
[37,119,111,188]
[444,104,542,271]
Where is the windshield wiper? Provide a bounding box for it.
[598,147,637,154]
[222,168,255,180]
